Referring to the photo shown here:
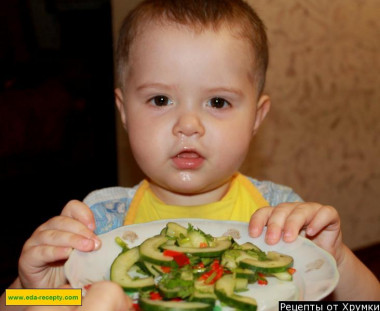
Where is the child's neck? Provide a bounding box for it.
[148,180,231,206]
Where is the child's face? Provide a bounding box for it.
[116,22,270,204]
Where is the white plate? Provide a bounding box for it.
[64,219,339,310]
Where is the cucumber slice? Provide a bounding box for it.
[139,297,214,311]
[234,278,248,292]
[190,290,216,306]
[161,239,231,257]
[157,283,182,299]
[215,274,257,311]
[270,271,293,281]
[239,251,293,273]
[188,230,209,247]
[221,249,252,270]
[142,261,166,277]
[165,222,188,238]
[194,280,214,293]
[234,242,263,253]
[140,235,178,267]
[234,268,258,283]
[110,247,155,292]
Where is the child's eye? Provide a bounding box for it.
[207,97,231,109]
[149,95,173,107]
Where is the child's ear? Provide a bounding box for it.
[252,94,271,136]
[115,88,128,131]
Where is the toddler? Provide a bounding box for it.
[2,0,379,309]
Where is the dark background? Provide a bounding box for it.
[0,0,117,292]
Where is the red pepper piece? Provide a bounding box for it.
[258,279,268,285]
[257,273,268,285]
[288,268,296,275]
[149,291,163,300]
[199,259,224,284]
[199,270,214,280]
[211,259,220,270]
[205,267,224,285]
[162,250,190,267]
[161,266,171,273]
[163,250,184,257]
[173,253,190,266]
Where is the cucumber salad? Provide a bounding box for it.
[110,222,295,311]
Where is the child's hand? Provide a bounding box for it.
[249,202,343,263]
[18,200,101,289]
[25,281,134,311]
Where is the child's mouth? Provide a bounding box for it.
[172,151,204,170]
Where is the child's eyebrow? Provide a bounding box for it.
[205,86,244,97]
[135,83,244,98]
[136,82,173,92]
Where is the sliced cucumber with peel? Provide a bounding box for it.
[110,247,155,291]
[215,274,257,311]
[142,261,166,277]
[164,222,188,238]
[222,249,253,270]
[234,268,257,283]
[234,242,263,253]
[139,235,178,267]
[271,270,293,281]
[234,277,249,291]
[239,251,293,273]
[190,290,216,306]
[161,239,231,257]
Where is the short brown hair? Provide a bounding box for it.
[115,0,269,95]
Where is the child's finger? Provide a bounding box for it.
[265,203,297,244]
[37,215,98,241]
[26,216,101,251]
[26,229,100,252]
[248,206,274,238]
[305,205,340,236]
[61,200,96,231]
[81,281,134,311]
[20,244,72,271]
[282,202,322,242]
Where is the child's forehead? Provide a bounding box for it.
[126,20,257,89]
[130,20,255,64]
[133,18,250,49]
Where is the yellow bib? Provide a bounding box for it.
[124,173,268,225]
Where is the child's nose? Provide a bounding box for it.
[172,112,205,137]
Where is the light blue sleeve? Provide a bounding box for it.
[247,177,304,206]
[83,186,138,235]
